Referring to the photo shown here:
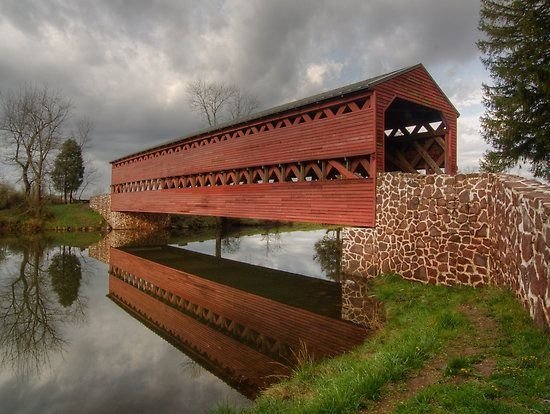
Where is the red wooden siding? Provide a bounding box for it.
[112,94,374,185]
[111,178,376,226]
[109,64,458,226]
[373,66,458,174]
[110,248,368,359]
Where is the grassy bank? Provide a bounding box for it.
[215,274,549,413]
[44,203,106,230]
[0,203,107,233]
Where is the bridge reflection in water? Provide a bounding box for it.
[107,245,379,398]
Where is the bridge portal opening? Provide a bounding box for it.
[384,98,448,174]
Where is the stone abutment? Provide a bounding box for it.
[90,194,170,231]
[342,173,549,330]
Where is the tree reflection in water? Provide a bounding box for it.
[49,246,82,307]
[0,239,86,377]
[221,236,241,254]
[313,229,343,281]
[260,229,282,255]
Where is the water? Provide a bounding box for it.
[0,227,376,413]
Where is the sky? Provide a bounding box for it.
[0,0,494,195]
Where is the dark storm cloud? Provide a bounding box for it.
[193,0,481,106]
[0,0,484,192]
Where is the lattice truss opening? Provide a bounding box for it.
[384,98,448,174]
[112,95,371,169]
[112,155,374,193]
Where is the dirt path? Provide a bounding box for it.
[362,304,500,414]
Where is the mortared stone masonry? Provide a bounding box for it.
[342,173,549,330]
[90,193,170,232]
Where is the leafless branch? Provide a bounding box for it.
[187,79,259,127]
[228,90,260,120]
[0,84,71,205]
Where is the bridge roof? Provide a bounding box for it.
[112,63,457,163]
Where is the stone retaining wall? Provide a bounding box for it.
[342,173,549,329]
[90,194,170,231]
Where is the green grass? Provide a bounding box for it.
[213,274,549,414]
[444,355,480,377]
[394,289,550,414]
[0,207,25,223]
[0,206,43,233]
[0,203,106,234]
[44,203,106,229]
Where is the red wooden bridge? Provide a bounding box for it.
[110,64,458,227]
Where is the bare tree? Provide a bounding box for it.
[74,118,93,150]
[77,162,98,201]
[73,119,98,200]
[0,85,71,209]
[260,229,282,256]
[228,90,260,121]
[187,79,237,127]
[187,79,259,127]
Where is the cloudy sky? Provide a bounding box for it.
[0,0,492,194]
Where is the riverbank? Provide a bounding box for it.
[215,274,549,413]
[0,203,108,234]
[0,202,328,236]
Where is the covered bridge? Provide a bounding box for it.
[110,64,458,227]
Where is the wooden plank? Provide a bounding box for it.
[434,136,446,150]
[111,179,376,227]
[385,129,447,142]
[112,108,375,185]
[113,92,373,165]
[373,66,458,175]
[414,141,443,173]
[327,160,357,179]
[386,152,418,173]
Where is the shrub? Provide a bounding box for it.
[0,183,24,210]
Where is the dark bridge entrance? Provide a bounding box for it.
[110,64,458,227]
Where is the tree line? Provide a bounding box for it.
[0,85,91,214]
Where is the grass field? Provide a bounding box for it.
[44,203,106,229]
[0,203,106,233]
[214,274,549,414]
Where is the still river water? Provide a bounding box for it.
[0,226,375,413]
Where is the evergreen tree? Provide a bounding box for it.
[478,0,550,180]
[51,139,84,203]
